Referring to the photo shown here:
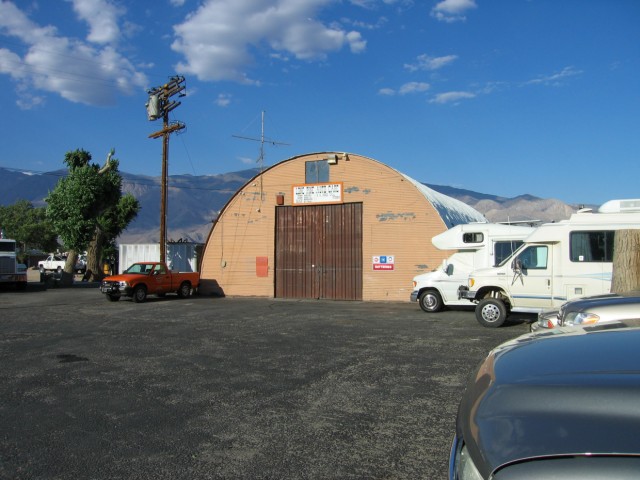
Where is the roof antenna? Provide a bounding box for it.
[232,111,290,209]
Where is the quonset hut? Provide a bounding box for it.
[199,152,485,301]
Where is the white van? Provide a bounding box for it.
[410,223,535,312]
[459,199,640,327]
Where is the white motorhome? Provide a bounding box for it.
[410,223,535,312]
[459,199,640,327]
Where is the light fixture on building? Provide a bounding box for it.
[327,154,338,165]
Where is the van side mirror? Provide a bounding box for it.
[445,264,454,276]
[511,258,522,272]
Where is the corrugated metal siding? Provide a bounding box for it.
[275,203,362,300]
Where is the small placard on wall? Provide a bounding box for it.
[256,256,268,277]
[372,255,395,271]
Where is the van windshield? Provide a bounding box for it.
[497,243,526,267]
[494,240,525,266]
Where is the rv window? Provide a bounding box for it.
[463,232,484,244]
[570,231,615,262]
[518,246,548,269]
[493,240,525,266]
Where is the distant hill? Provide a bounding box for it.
[0,167,579,244]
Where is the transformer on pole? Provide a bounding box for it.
[146,76,186,264]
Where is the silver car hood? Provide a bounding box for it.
[563,292,640,312]
[458,328,640,477]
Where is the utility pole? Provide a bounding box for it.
[146,76,186,264]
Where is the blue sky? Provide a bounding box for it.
[0,0,638,206]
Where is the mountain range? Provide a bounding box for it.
[0,167,579,245]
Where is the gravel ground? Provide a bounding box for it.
[0,285,533,479]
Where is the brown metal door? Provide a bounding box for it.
[275,203,362,300]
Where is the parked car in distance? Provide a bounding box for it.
[450,325,640,480]
[531,291,640,332]
[74,254,87,274]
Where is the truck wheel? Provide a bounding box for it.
[56,266,62,274]
[418,290,443,313]
[39,265,46,274]
[133,285,147,303]
[177,282,191,298]
[476,298,508,328]
[106,294,120,302]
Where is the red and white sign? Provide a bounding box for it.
[372,255,394,271]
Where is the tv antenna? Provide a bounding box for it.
[232,110,290,173]
[233,111,290,210]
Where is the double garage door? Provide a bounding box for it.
[275,203,363,300]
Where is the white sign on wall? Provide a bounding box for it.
[372,255,395,271]
[292,182,343,205]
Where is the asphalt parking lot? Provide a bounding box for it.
[0,284,534,479]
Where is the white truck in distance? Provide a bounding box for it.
[410,223,535,312]
[459,199,640,327]
[0,236,27,290]
[38,254,67,273]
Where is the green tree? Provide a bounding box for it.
[86,188,140,278]
[45,149,139,282]
[0,200,59,258]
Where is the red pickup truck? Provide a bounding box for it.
[100,262,200,302]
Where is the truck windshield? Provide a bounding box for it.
[0,242,16,253]
[125,264,152,274]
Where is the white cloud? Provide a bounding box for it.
[404,54,457,72]
[0,1,148,108]
[169,0,186,6]
[215,93,232,107]
[171,0,366,83]
[378,82,430,96]
[431,0,477,23]
[525,66,583,86]
[66,0,125,44]
[346,31,367,53]
[399,81,430,95]
[429,91,475,104]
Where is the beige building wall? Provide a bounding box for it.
[199,152,461,301]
